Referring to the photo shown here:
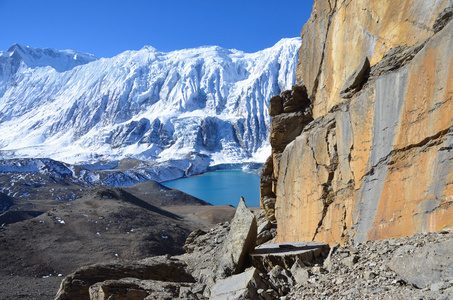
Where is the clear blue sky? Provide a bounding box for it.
[0,0,313,58]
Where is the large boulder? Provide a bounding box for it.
[210,268,267,300]
[388,238,453,289]
[217,197,257,277]
[54,256,194,300]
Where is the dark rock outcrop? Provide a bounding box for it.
[260,81,313,221]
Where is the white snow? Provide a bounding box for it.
[0,38,301,168]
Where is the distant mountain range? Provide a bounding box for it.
[0,39,300,178]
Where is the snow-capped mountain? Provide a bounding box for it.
[0,39,301,173]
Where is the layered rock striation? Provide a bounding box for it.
[262,0,453,244]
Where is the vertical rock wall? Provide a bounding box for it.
[267,0,453,244]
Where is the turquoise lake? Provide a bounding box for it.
[162,170,260,207]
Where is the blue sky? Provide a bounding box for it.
[0,0,313,58]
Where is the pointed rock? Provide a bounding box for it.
[217,197,257,278]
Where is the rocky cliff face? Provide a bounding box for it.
[263,0,453,244]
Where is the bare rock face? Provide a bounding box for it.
[339,57,370,99]
[297,0,453,119]
[271,0,453,244]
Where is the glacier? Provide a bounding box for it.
[0,38,301,182]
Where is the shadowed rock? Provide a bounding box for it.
[340,57,370,99]
[250,242,330,273]
[217,197,257,278]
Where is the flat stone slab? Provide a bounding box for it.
[210,268,266,300]
[250,242,330,272]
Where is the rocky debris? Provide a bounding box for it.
[216,197,257,278]
[287,230,453,299]
[267,265,294,296]
[322,243,339,271]
[250,242,330,273]
[180,206,275,298]
[89,278,194,300]
[183,229,207,254]
[260,81,313,221]
[53,199,260,300]
[290,260,310,285]
[179,221,231,298]
[193,229,453,299]
[53,209,453,300]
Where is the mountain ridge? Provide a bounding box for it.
[0,38,301,176]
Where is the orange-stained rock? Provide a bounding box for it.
[274,0,453,245]
[297,0,452,119]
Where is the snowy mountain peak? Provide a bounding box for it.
[0,38,301,176]
[140,45,159,53]
[2,43,97,72]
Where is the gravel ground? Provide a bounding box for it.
[287,230,453,300]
